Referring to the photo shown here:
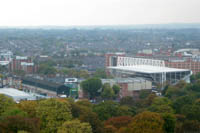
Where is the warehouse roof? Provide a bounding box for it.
[0,88,36,102]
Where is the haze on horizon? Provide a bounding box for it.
[0,0,200,27]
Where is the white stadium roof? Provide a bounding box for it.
[108,65,190,74]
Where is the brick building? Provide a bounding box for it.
[105,53,125,76]
[9,56,37,74]
[101,78,152,98]
[78,78,152,99]
[165,59,200,74]
[105,53,125,67]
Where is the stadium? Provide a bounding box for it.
[107,56,192,88]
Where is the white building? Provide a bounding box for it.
[0,88,36,102]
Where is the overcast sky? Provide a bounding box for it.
[0,0,199,26]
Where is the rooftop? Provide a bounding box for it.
[0,61,9,65]
[108,65,190,74]
[0,88,36,101]
[101,77,150,84]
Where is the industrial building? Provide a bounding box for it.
[0,88,36,102]
[22,77,70,97]
[102,78,152,98]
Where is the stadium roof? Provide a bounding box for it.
[108,65,191,74]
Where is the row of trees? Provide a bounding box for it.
[0,93,182,133]
[0,94,176,133]
[2,73,200,132]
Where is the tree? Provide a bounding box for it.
[70,100,103,133]
[139,90,151,99]
[120,96,135,106]
[118,106,135,116]
[38,64,57,75]
[79,109,104,133]
[104,125,117,133]
[126,111,165,133]
[175,80,187,89]
[60,68,69,75]
[143,93,157,107]
[93,101,121,121]
[76,99,93,108]
[0,65,7,73]
[191,81,200,92]
[149,105,174,114]
[81,78,102,99]
[181,99,200,121]
[1,107,27,118]
[13,70,26,77]
[67,69,78,77]
[18,131,29,133]
[162,113,176,133]
[172,95,194,113]
[0,94,15,115]
[112,84,120,96]
[101,83,115,100]
[17,100,38,118]
[57,119,92,133]
[104,116,132,129]
[93,69,107,78]
[79,70,90,79]
[36,98,72,133]
[165,85,187,99]
[0,116,40,133]
[190,74,196,83]
[190,72,200,83]
[148,97,174,114]
[40,59,56,67]
[176,120,200,133]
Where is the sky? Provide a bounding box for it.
[0,0,200,26]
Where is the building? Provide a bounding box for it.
[64,78,79,98]
[0,50,13,66]
[22,77,70,97]
[136,49,153,57]
[102,78,152,98]
[20,77,80,98]
[0,50,13,61]
[165,58,200,74]
[105,52,126,67]
[173,49,200,57]
[0,61,10,66]
[105,52,125,75]
[9,56,37,74]
[0,88,36,102]
[106,56,192,88]
[78,77,152,99]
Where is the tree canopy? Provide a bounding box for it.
[57,119,92,133]
[81,78,102,99]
